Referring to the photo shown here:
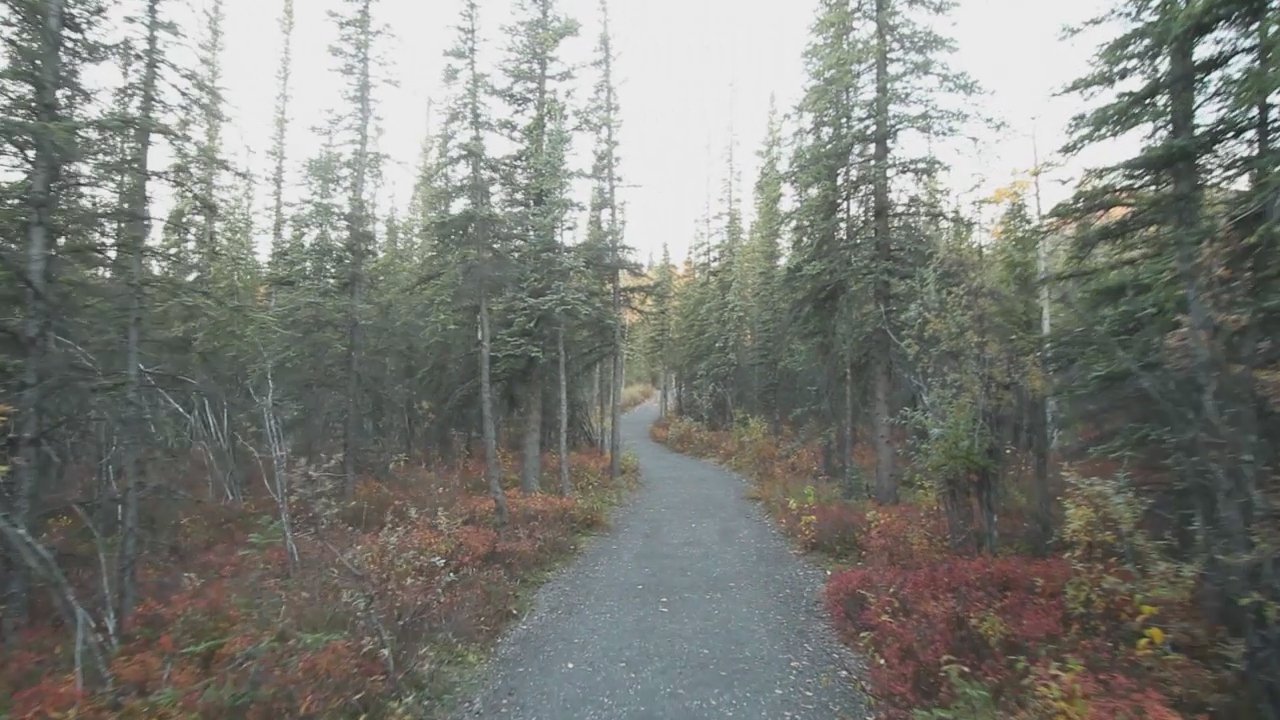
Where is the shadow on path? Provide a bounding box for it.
[456,403,866,719]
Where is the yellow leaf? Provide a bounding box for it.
[1145,626,1165,645]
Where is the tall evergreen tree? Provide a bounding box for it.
[496,0,579,493]
[439,0,508,522]
[586,0,626,481]
[1055,0,1279,712]
[329,0,385,497]
[0,0,109,642]
[118,0,165,626]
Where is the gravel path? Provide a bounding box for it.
[456,403,866,720]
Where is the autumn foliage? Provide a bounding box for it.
[0,450,637,719]
[652,416,1231,720]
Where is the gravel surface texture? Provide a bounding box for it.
[455,403,867,720]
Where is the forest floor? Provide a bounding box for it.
[455,403,866,720]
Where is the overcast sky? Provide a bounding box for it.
[216,0,1117,263]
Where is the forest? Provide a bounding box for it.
[1,0,647,715]
[0,0,1276,718]
[635,0,1280,717]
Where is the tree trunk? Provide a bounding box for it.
[479,291,508,524]
[597,360,608,452]
[1030,392,1053,554]
[558,325,571,495]
[844,361,858,497]
[520,369,542,493]
[611,316,624,480]
[870,0,897,505]
[1028,123,1055,555]
[659,367,668,418]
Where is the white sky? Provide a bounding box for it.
[216,0,1120,263]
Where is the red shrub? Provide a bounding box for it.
[808,504,866,557]
[859,504,949,568]
[826,556,1073,717]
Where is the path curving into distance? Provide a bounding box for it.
[456,402,866,720]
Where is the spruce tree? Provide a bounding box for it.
[118,0,165,625]
[586,0,626,481]
[0,0,110,642]
[496,0,579,493]
[439,0,508,522]
[1058,0,1279,712]
[328,0,385,497]
[744,98,785,428]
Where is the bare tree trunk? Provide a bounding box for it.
[558,325,571,496]
[1029,124,1054,555]
[520,370,542,493]
[119,0,163,626]
[479,291,508,524]
[870,0,896,505]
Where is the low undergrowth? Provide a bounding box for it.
[1,449,640,719]
[652,415,1234,720]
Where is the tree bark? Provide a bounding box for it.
[479,291,508,524]
[558,325,571,496]
[520,369,542,493]
[597,361,608,452]
[844,361,858,497]
[1029,123,1055,555]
